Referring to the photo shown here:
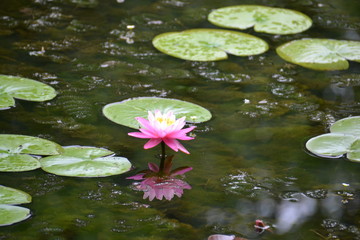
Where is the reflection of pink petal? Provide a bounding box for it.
[208,234,235,240]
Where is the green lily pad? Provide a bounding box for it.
[0,205,31,226]
[306,133,357,157]
[102,97,212,129]
[0,185,31,205]
[208,5,312,35]
[276,39,360,70]
[306,116,360,162]
[0,134,63,172]
[0,74,57,109]
[152,28,268,61]
[0,186,32,226]
[330,116,360,135]
[40,146,132,177]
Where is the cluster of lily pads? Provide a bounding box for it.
[306,116,360,162]
[152,5,360,71]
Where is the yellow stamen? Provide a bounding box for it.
[156,117,175,126]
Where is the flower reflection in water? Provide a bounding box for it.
[127,159,192,201]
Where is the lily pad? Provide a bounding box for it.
[208,5,312,35]
[152,28,268,61]
[0,134,63,172]
[40,146,132,177]
[0,186,32,226]
[0,74,57,109]
[0,185,31,205]
[0,205,31,227]
[306,116,360,161]
[276,39,360,70]
[102,97,212,129]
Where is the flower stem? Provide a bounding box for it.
[159,141,166,172]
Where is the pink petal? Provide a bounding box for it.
[128,132,150,139]
[126,173,145,180]
[162,138,180,152]
[136,117,152,130]
[144,138,162,149]
[175,140,190,154]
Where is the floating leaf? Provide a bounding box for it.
[0,205,31,227]
[40,146,131,177]
[152,28,268,61]
[306,116,360,161]
[0,134,63,172]
[276,39,360,70]
[0,186,32,226]
[0,185,31,205]
[103,97,212,129]
[0,74,57,109]
[208,5,312,35]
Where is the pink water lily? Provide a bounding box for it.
[127,161,192,201]
[128,110,196,154]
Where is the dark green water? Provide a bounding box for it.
[1,0,360,239]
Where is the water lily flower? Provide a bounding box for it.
[128,110,196,154]
[127,159,192,201]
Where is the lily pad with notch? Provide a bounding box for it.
[306,116,360,162]
[0,134,63,172]
[208,5,312,35]
[0,74,57,110]
[40,146,132,177]
[152,28,268,61]
[276,39,360,70]
[0,185,32,226]
[102,97,212,129]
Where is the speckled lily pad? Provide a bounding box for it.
[306,116,360,162]
[103,97,212,129]
[208,5,312,35]
[152,29,268,61]
[40,146,131,177]
[0,75,57,110]
[276,39,360,70]
[0,134,63,172]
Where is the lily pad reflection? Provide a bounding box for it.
[152,28,268,61]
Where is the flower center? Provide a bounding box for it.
[156,116,175,126]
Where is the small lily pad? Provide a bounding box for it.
[152,28,268,61]
[0,205,31,226]
[102,97,212,129]
[0,186,32,226]
[0,134,63,172]
[40,146,132,177]
[0,75,57,109]
[306,116,360,161]
[276,39,360,70]
[208,5,312,35]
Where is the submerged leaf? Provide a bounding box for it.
[103,97,212,129]
[152,28,268,61]
[276,39,360,70]
[208,5,312,35]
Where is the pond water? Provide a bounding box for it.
[1,0,360,239]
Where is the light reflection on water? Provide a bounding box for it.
[0,0,360,239]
